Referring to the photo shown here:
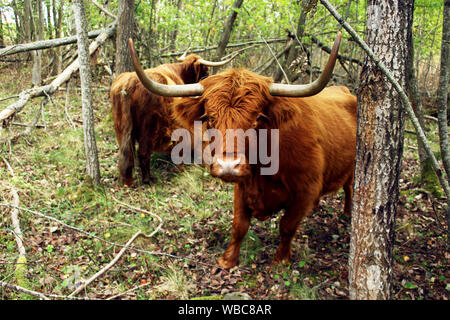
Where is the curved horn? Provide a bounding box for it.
[178,51,238,67]
[197,53,238,67]
[128,38,204,97]
[269,31,342,97]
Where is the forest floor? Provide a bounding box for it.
[0,63,448,300]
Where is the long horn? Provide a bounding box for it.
[269,31,342,97]
[198,53,238,67]
[178,51,238,67]
[128,38,204,97]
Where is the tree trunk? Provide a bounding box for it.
[349,0,414,300]
[115,0,135,75]
[215,0,244,60]
[72,0,101,185]
[437,0,450,246]
[169,0,183,52]
[32,0,44,86]
[53,0,64,75]
[204,0,218,48]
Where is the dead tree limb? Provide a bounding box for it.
[0,281,50,300]
[68,231,143,298]
[0,29,106,57]
[0,22,116,125]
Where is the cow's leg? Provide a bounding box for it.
[118,135,135,187]
[343,174,354,218]
[137,137,153,185]
[113,95,135,187]
[218,184,251,269]
[275,189,318,264]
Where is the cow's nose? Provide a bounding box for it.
[216,157,241,176]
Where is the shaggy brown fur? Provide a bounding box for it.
[110,55,209,186]
[172,68,357,268]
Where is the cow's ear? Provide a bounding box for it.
[194,62,209,82]
[173,97,205,128]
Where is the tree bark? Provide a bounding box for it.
[215,0,244,60]
[72,0,101,184]
[115,0,135,75]
[437,0,450,246]
[349,0,413,300]
[32,0,44,86]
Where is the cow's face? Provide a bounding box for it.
[181,54,210,83]
[174,69,274,182]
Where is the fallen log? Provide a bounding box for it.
[0,22,116,124]
[0,29,107,57]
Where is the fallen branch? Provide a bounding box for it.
[0,29,106,57]
[0,281,49,300]
[69,197,164,297]
[68,231,143,297]
[0,281,91,300]
[2,158,31,299]
[0,22,117,124]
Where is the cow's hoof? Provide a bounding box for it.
[274,250,291,265]
[217,257,238,269]
[142,176,156,185]
[122,180,135,188]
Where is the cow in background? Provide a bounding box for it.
[111,45,235,186]
[129,33,357,269]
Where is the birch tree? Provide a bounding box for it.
[349,0,414,299]
[72,0,101,184]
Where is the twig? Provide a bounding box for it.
[424,115,438,122]
[0,95,19,102]
[111,195,163,238]
[242,6,290,83]
[1,156,14,176]
[0,281,50,300]
[91,0,117,19]
[68,231,143,297]
[106,280,153,300]
[10,188,25,257]
[0,281,91,300]
[69,197,164,297]
[0,98,46,144]
[64,80,76,129]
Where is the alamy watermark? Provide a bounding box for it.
[170,121,280,175]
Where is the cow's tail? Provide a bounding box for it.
[111,88,135,186]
